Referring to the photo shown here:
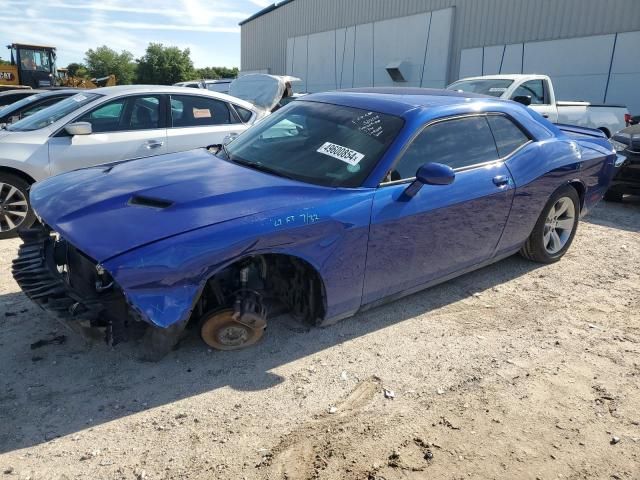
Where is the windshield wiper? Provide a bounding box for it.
[231,158,297,181]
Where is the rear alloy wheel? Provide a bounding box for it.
[542,197,576,255]
[0,174,34,239]
[520,185,580,263]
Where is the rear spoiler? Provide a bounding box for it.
[555,123,607,139]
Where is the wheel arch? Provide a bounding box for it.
[566,179,586,211]
[194,251,328,326]
[0,166,37,185]
[597,127,611,138]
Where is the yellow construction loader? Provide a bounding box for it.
[57,68,116,88]
[1,43,116,90]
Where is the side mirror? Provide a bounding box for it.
[404,162,455,198]
[513,95,532,106]
[65,122,92,136]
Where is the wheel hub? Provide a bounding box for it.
[200,309,266,351]
[543,197,576,255]
[0,182,28,233]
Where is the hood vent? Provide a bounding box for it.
[128,195,174,209]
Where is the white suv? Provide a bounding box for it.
[0,85,264,238]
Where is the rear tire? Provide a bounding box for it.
[604,190,624,202]
[0,173,35,240]
[520,185,580,264]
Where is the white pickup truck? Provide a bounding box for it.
[447,74,630,137]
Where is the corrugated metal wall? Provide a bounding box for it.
[241,0,640,84]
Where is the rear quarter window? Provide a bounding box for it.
[486,115,530,157]
[234,105,254,123]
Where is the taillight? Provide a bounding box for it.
[625,113,631,126]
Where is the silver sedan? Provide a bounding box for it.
[0,85,265,238]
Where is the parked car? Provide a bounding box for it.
[12,88,619,357]
[0,89,77,126]
[605,124,640,201]
[0,85,263,238]
[447,74,629,137]
[0,89,39,108]
[174,79,234,93]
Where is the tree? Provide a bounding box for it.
[66,62,88,77]
[136,43,194,85]
[193,66,239,80]
[85,46,135,85]
[0,56,10,65]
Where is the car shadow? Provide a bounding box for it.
[583,194,640,233]
[0,253,543,454]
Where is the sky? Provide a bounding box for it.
[0,0,271,69]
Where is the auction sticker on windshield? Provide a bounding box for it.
[317,142,364,166]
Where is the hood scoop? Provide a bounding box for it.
[128,195,174,209]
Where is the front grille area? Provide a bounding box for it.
[12,226,82,317]
[11,224,140,345]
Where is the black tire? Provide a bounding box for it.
[520,185,580,264]
[604,190,624,202]
[0,172,35,240]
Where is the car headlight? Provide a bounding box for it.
[610,139,628,153]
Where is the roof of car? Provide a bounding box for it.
[90,84,257,110]
[0,89,77,100]
[304,88,496,116]
[453,74,549,82]
[0,89,46,97]
[27,89,78,97]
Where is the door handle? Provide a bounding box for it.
[492,175,509,187]
[542,114,550,118]
[145,140,164,149]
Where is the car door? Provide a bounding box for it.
[48,94,167,175]
[511,79,558,122]
[166,94,248,152]
[362,114,524,305]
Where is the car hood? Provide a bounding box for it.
[30,148,337,262]
[0,129,14,140]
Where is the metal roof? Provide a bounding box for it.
[239,0,295,26]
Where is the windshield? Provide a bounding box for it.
[222,101,404,187]
[7,92,101,132]
[19,48,51,72]
[447,79,514,97]
[0,93,43,117]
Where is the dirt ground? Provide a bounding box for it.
[0,198,639,480]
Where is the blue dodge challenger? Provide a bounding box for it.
[12,88,618,356]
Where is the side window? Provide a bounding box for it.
[233,105,254,123]
[130,97,160,130]
[512,80,545,105]
[78,98,126,133]
[170,95,231,127]
[486,115,530,157]
[77,96,161,133]
[391,116,498,181]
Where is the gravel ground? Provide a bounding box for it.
[0,197,639,480]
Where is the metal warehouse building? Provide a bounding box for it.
[240,0,640,113]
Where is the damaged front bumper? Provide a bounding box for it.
[11,224,145,345]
